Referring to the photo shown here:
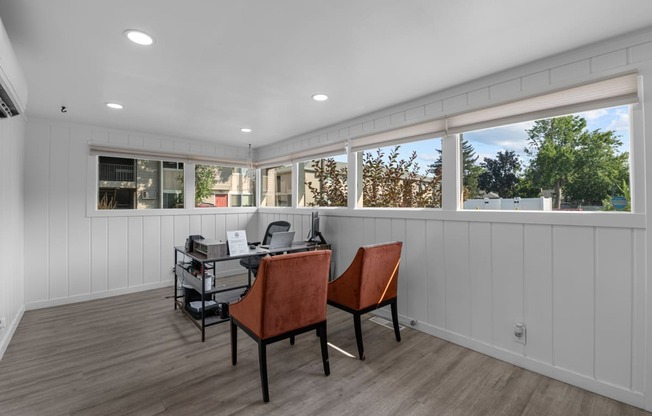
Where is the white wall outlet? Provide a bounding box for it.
[0,317,6,329]
[513,322,526,344]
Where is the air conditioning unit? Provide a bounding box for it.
[0,17,27,118]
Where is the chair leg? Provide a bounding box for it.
[231,320,238,365]
[258,342,270,402]
[391,299,401,342]
[290,335,295,345]
[318,322,330,376]
[353,313,365,361]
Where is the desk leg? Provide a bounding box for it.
[174,249,178,310]
[247,256,252,288]
[201,268,206,343]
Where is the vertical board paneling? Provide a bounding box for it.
[341,217,363,277]
[160,216,174,283]
[107,217,128,290]
[426,220,445,328]
[595,228,632,388]
[553,226,594,376]
[524,224,553,364]
[391,219,407,316]
[174,215,190,247]
[405,220,427,322]
[201,215,216,239]
[127,217,143,287]
[24,123,49,303]
[91,217,108,293]
[143,217,161,285]
[491,223,524,353]
[443,221,471,336]
[375,218,392,245]
[49,125,69,299]
[189,215,201,236]
[633,229,645,393]
[67,127,91,296]
[469,222,492,344]
[362,217,375,245]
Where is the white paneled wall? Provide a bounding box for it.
[321,212,646,407]
[23,119,257,309]
[0,115,25,361]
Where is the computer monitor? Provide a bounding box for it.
[307,211,326,244]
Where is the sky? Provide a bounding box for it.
[326,105,630,175]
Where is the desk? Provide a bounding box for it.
[174,243,331,341]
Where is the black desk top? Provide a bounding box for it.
[175,242,328,263]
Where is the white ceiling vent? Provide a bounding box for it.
[0,17,27,118]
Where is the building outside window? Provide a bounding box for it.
[195,164,255,208]
[261,165,292,207]
[97,156,183,209]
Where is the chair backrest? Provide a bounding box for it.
[251,250,331,339]
[338,241,403,310]
[262,221,291,245]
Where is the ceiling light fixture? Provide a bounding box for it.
[124,30,154,46]
[106,102,124,109]
[241,128,252,133]
[312,93,329,101]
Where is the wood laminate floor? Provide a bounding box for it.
[0,287,649,416]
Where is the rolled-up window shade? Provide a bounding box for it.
[349,73,638,152]
[88,143,248,167]
[350,119,446,153]
[256,141,347,168]
[446,73,639,134]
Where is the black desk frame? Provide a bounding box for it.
[174,243,329,341]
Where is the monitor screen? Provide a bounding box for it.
[310,211,319,241]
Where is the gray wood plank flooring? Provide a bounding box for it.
[0,287,649,416]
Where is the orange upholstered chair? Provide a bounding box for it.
[230,250,332,402]
[327,241,403,360]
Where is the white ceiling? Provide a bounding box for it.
[1,0,652,149]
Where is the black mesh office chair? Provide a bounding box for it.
[239,221,291,277]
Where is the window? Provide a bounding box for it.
[360,138,442,208]
[261,165,292,207]
[97,156,183,209]
[195,164,255,208]
[462,105,630,211]
[297,155,348,207]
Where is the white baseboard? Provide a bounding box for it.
[372,309,645,410]
[0,304,26,362]
[25,281,175,311]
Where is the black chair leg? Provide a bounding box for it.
[353,313,365,360]
[231,320,238,365]
[391,300,401,342]
[290,335,295,345]
[319,322,330,376]
[258,342,269,402]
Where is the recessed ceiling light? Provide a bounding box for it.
[106,102,124,109]
[312,94,329,102]
[241,128,252,133]
[124,30,154,46]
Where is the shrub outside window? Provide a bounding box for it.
[97,156,183,209]
[298,155,348,207]
[360,138,442,208]
[462,105,630,211]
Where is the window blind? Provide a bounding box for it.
[88,143,249,167]
[256,141,347,168]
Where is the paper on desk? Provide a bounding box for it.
[227,230,249,255]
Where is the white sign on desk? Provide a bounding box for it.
[226,230,249,255]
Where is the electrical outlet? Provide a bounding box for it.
[0,317,5,329]
[513,322,526,344]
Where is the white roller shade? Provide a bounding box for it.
[349,73,638,152]
[350,119,447,153]
[89,143,248,167]
[446,73,639,134]
[256,141,347,168]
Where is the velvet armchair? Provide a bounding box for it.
[230,249,332,402]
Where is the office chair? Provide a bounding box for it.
[230,250,332,402]
[327,241,403,360]
[239,220,291,276]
